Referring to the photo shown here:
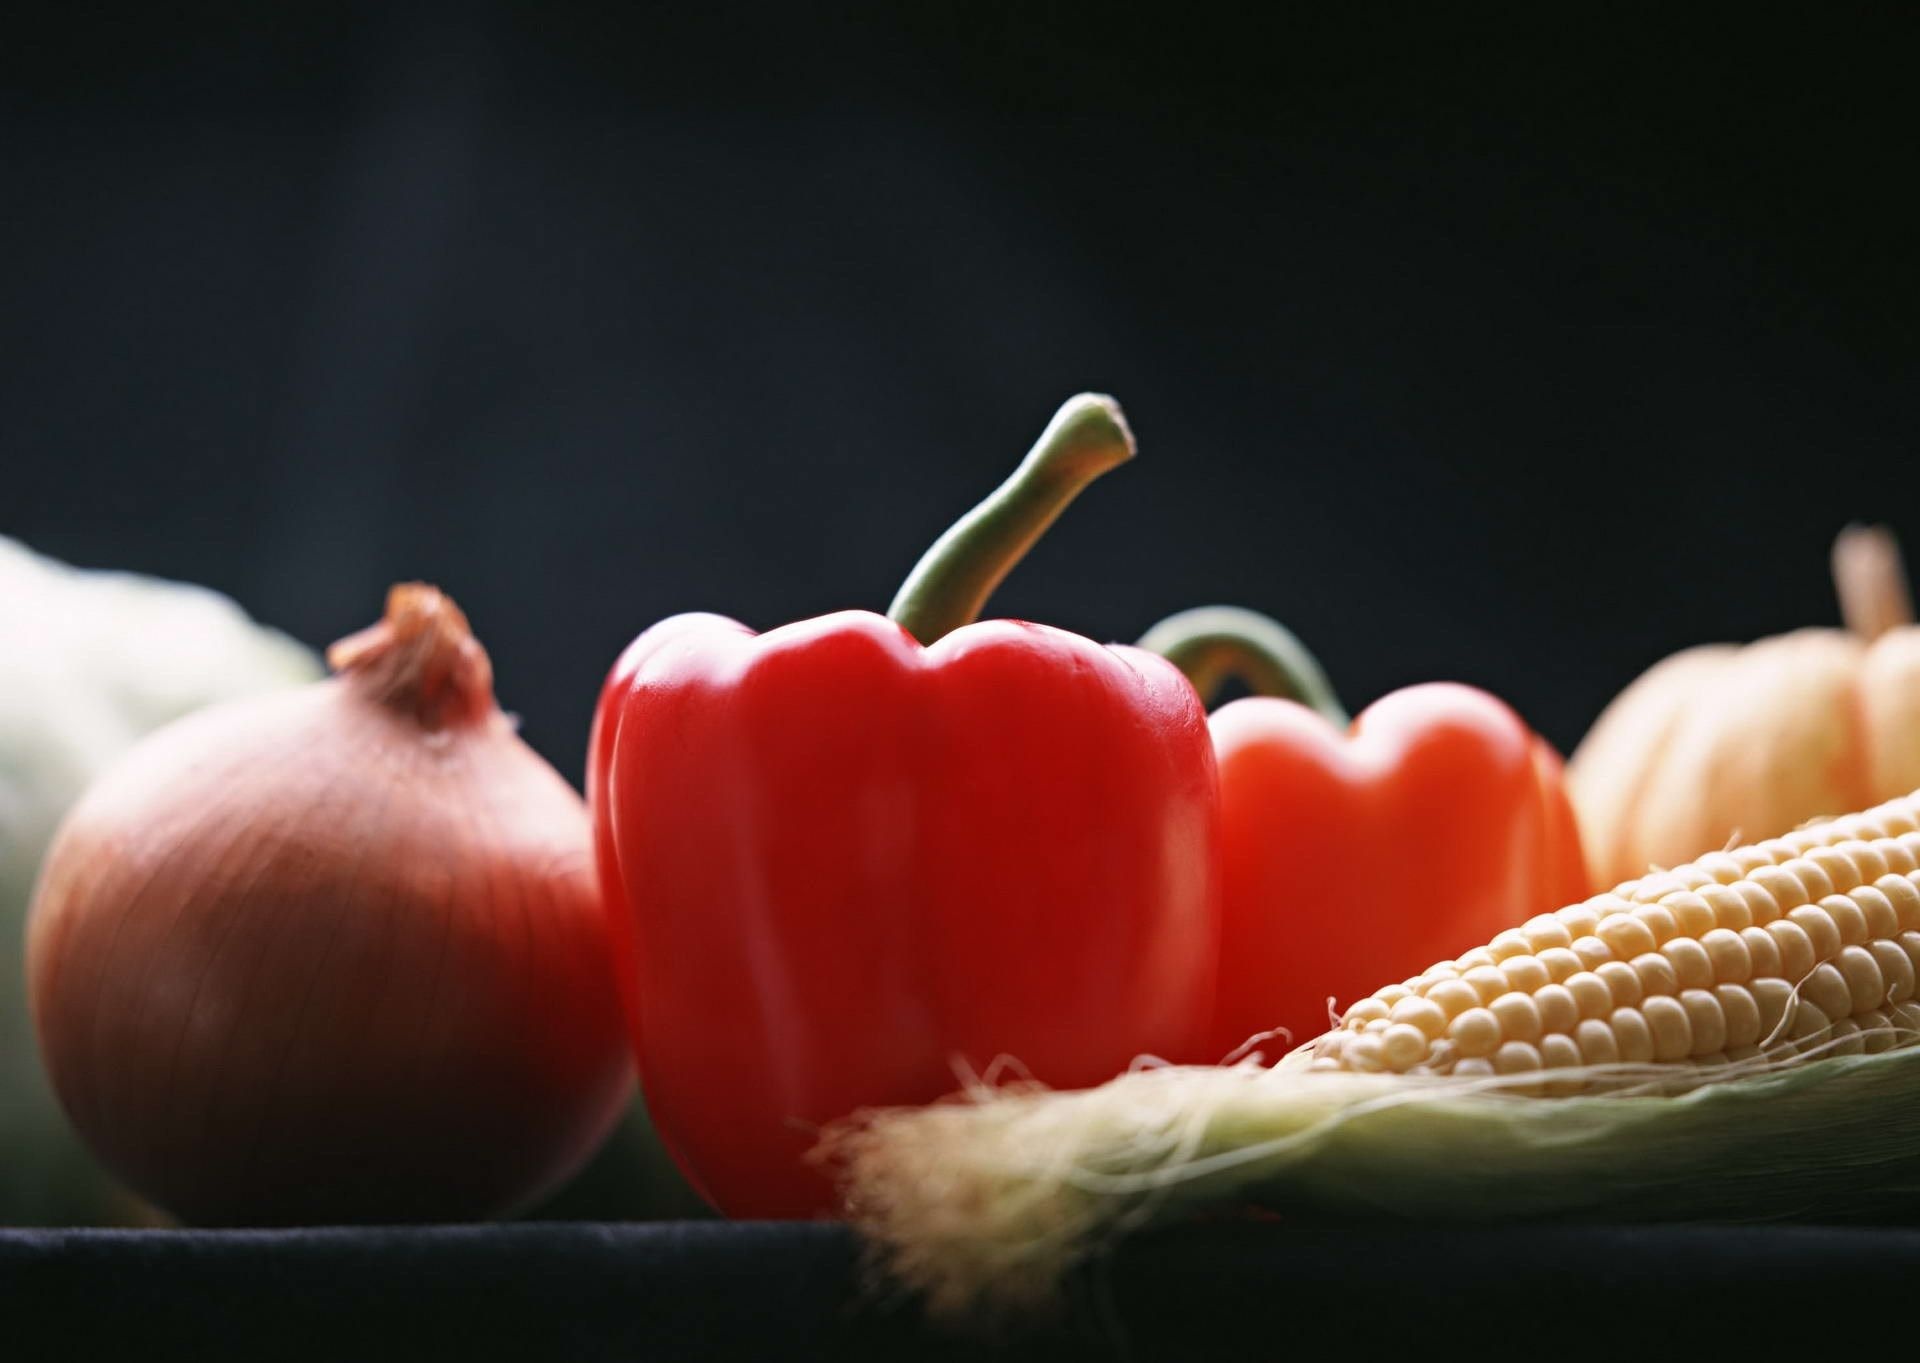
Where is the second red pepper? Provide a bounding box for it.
[1139,607,1590,1060]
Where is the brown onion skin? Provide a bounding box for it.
[25,587,633,1226]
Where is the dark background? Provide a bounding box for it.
[5,4,1916,777]
[6,8,1920,1352]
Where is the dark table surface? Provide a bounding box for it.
[2,1219,1904,1360]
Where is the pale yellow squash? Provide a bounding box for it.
[1570,526,1920,887]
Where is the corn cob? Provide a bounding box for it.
[825,790,1920,1320]
[1314,793,1920,1084]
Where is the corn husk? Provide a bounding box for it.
[823,1039,1920,1319]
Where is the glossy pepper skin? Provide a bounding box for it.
[1139,608,1588,1060]
[591,398,1219,1218]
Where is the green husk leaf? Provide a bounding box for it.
[823,1042,1920,1319]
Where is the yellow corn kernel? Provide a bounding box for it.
[1781,857,1837,903]
[1389,996,1449,1039]
[1748,865,1808,911]
[1462,966,1510,1005]
[1835,946,1886,1014]
[1448,1008,1501,1059]
[1343,997,1390,1028]
[1595,960,1643,1008]
[1752,977,1796,1041]
[1343,1033,1386,1071]
[1425,979,1481,1019]
[1881,842,1920,876]
[1490,991,1544,1045]
[1788,1000,1834,1043]
[1565,971,1613,1020]
[1661,937,1714,990]
[1597,915,1658,960]
[1787,904,1843,962]
[1742,926,1783,980]
[1493,1041,1542,1075]
[1379,1024,1429,1071]
[1488,930,1532,963]
[1662,892,1716,938]
[1499,955,1552,996]
[1539,1034,1584,1096]
[1536,947,1583,983]
[1700,928,1751,984]
[1858,1008,1897,1053]
[1826,1018,1866,1056]
[1571,936,1615,971]
[1716,984,1763,1049]
[1826,840,1881,880]
[1610,1008,1655,1063]
[1767,919,1817,982]
[1737,880,1782,926]
[1633,904,1682,945]
[1642,995,1693,1061]
[1854,886,1899,940]
[1574,1017,1619,1064]
[1533,983,1578,1036]
[1699,882,1754,930]
[1797,963,1853,1024]
[1554,902,1605,937]
[1630,952,1679,999]
[1521,916,1574,953]
[1899,933,1920,979]
[1870,940,1915,1004]
[1688,851,1745,883]
[1681,989,1726,1055]
[1822,895,1870,947]
[1632,872,1689,903]
[1883,876,1920,930]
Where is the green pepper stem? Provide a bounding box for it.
[1136,605,1348,724]
[887,394,1135,645]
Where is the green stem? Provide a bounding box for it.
[887,394,1135,645]
[1136,606,1348,724]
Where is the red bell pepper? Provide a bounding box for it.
[1137,607,1589,1060]
[591,397,1219,1218]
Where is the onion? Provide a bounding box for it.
[26,584,633,1226]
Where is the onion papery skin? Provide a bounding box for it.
[25,593,633,1227]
